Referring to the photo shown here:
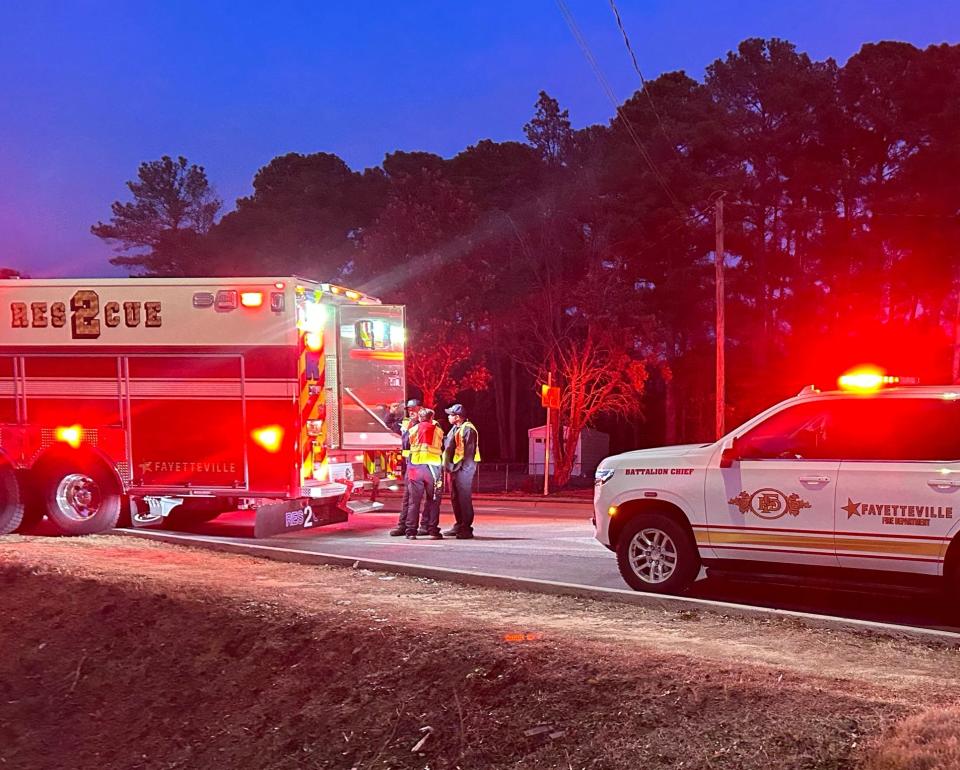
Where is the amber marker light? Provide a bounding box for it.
[55,425,83,448]
[240,291,264,308]
[304,331,322,352]
[607,505,619,517]
[251,425,284,453]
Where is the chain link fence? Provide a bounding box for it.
[470,463,595,493]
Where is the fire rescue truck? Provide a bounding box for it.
[0,276,405,537]
[595,371,960,595]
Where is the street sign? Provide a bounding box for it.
[540,384,560,409]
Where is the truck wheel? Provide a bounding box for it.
[616,513,699,594]
[34,455,122,536]
[0,463,24,535]
[15,472,45,534]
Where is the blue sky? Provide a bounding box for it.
[1,0,958,277]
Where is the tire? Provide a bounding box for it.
[0,463,24,535]
[616,513,700,594]
[34,453,122,536]
[15,471,45,534]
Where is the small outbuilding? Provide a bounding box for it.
[527,426,610,478]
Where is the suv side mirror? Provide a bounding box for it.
[720,437,741,469]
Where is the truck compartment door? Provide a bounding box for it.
[127,355,246,489]
[335,305,405,450]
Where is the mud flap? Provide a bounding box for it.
[254,498,348,539]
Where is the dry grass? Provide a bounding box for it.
[862,706,960,770]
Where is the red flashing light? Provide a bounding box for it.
[252,425,284,453]
[240,291,264,308]
[55,425,83,448]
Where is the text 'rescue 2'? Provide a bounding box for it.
[10,290,162,339]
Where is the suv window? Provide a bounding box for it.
[737,397,960,462]
[831,398,960,461]
[737,401,841,461]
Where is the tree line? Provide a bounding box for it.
[92,38,960,487]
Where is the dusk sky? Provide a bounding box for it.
[2,0,958,278]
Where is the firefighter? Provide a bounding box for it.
[443,403,480,539]
[389,398,422,537]
[404,407,444,539]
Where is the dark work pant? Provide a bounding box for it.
[451,465,477,534]
[397,480,409,527]
[404,464,441,535]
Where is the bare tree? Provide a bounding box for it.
[517,290,649,488]
[406,319,491,408]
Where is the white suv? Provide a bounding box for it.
[594,382,960,594]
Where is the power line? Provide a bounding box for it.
[726,198,960,220]
[554,0,687,216]
[607,0,677,156]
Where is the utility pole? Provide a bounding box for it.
[715,193,726,440]
[543,371,552,496]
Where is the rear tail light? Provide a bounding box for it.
[306,419,324,437]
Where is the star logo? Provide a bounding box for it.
[841,498,861,518]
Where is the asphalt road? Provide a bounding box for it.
[129,499,960,633]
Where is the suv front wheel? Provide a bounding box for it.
[616,513,700,594]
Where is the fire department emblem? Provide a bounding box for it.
[728,488,811,520]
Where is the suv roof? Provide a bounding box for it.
[797,385,960,399]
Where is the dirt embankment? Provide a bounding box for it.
[2,535,959,770]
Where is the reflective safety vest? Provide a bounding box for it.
[453,421,481,464]
[400,416,417,459]
[409,421,444,466]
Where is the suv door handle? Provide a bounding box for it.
[927,478,960,489]
[799,475,831,484]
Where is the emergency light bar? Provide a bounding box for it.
[837,370,920,391]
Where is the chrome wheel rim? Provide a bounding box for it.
[628,527,678,584]
[55,474,102,522]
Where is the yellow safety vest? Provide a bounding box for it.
[454,421,481,464]
[409,421,444,466]
[400,416,415,458]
